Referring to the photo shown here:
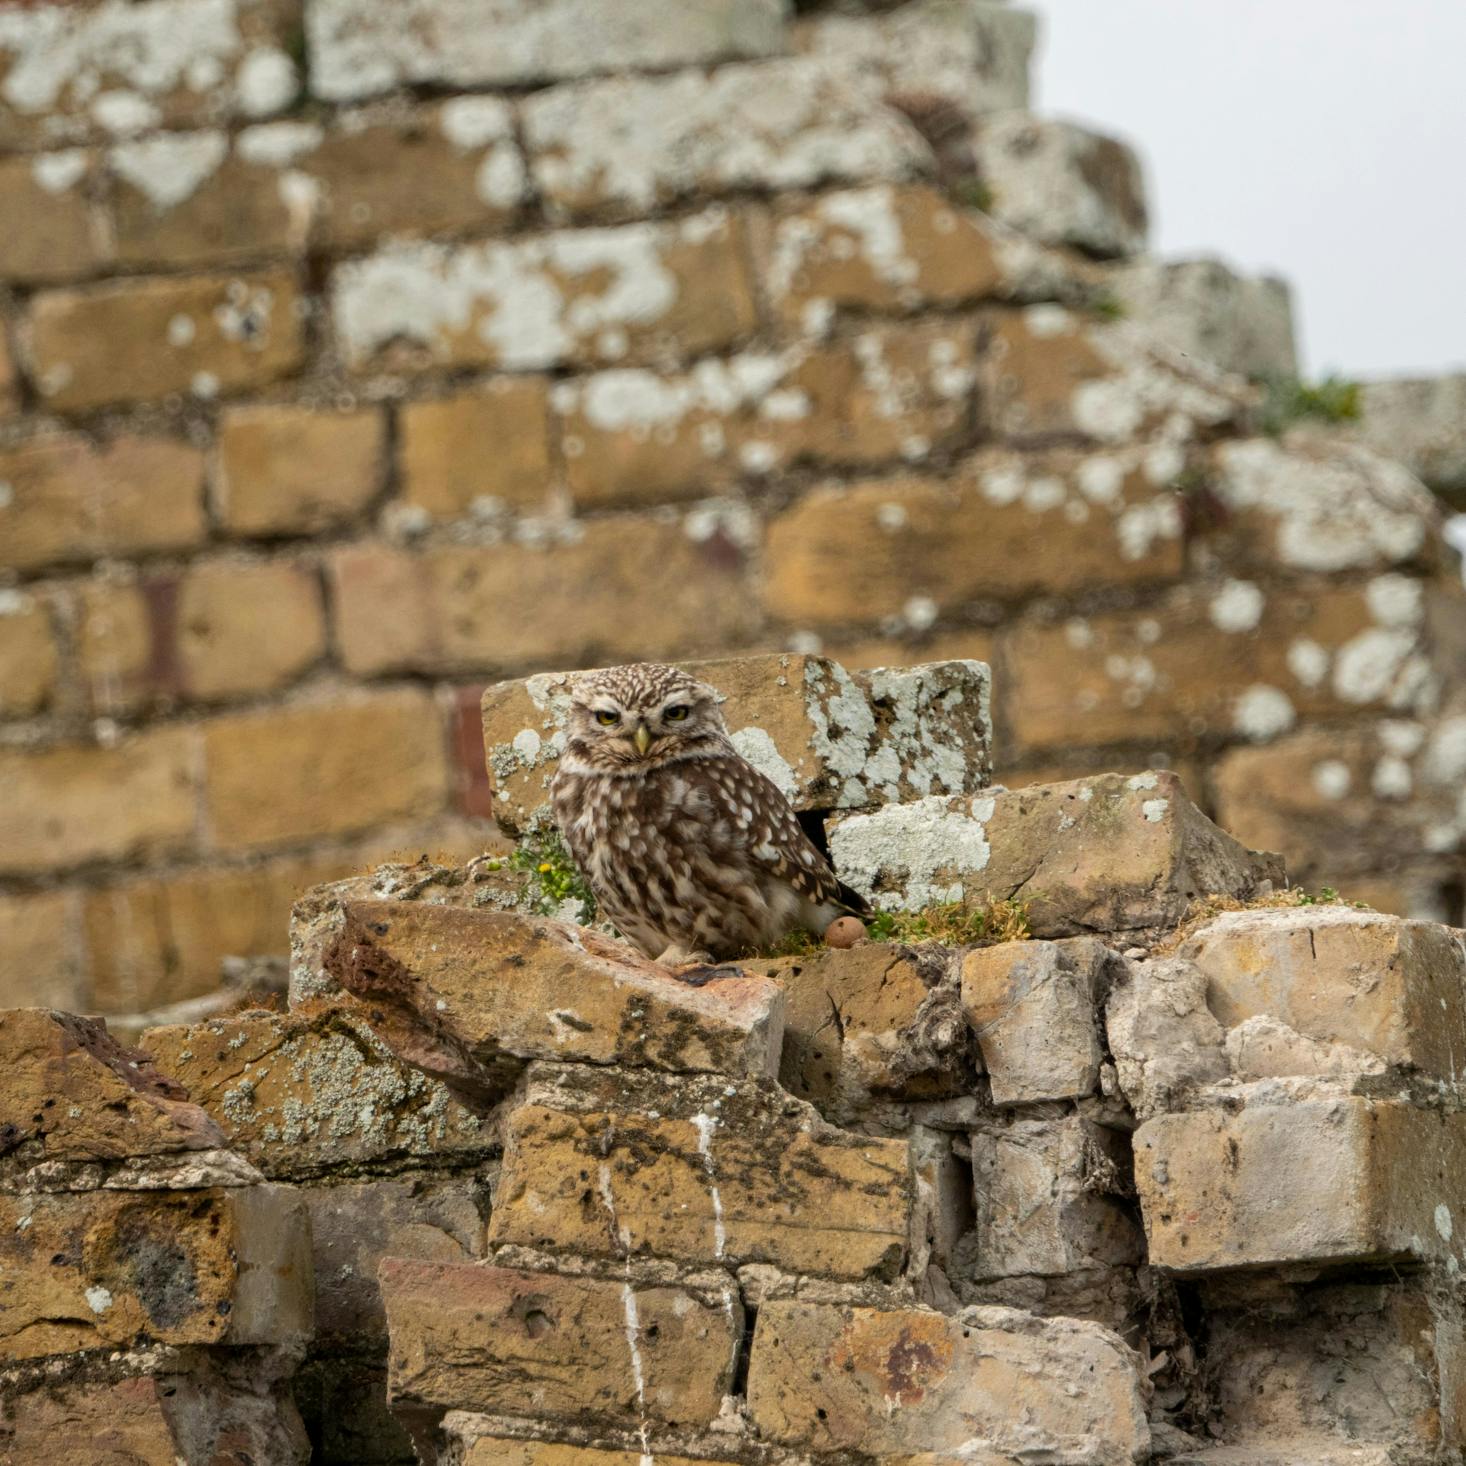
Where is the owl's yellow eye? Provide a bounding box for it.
[595,709,620,726]
[663,705,690,722]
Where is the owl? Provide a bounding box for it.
[549,662,863,965]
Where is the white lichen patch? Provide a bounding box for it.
[522,58,926,214]
[236,120,323,167]
[1209,579,1264,634]
[0,0,258,127]
[1141,798,1170,823]
[331,211,726,369]
[729,726,799,803]
[30,148,88,192]
[767,184,917,303]
[83,1285,113,1315]
[109,130,227,208]
[1211,438,1432,573]
[1233,685,1295,742]
[1067,320,1243,444]
[1312,760,1352,801]
[830,794,995,911]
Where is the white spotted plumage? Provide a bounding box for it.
[549,663,858,963]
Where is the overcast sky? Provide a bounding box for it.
[1030,0,1466,382]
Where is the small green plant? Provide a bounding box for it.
[1293,885,1342,907]
[1089,291,1126,322]
[865,898,1032,947]
[508,828,597,919]
[1258,374,1361,436]
[948,178,994,214]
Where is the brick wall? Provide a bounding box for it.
[2,0,1463,1019]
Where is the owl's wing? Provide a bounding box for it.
[710,753,854,913]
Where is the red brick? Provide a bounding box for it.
[27,268,305,412]
[0,727,199,876]
[330,520,758,676]
[217,403,385,536]
[0,433,205,572]
[451,684,494,819]
[201,689,451,852]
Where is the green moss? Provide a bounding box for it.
[948,178,994,214]
[1089,291,1126,322]
[1258,374,1361,436]
[755,899,1032,958]
[507,829,597,920]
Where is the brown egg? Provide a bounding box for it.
[824,915,866,949]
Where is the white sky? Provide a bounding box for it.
[1030,0,1466,382]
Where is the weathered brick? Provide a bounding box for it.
[482,653,991,835]
[354,118,520,254]
[302,900,784,1084]
[0,433,205,572]
[217,403,384,536]
[981,306,1247,444]
[0,590,58,717]
[0,1374,310,1466]
[794,0,1036,117]
[0,1185,312,1359]
[330,521,757,677]
[381,1259,741,1426]
[556,321,979,508]
[84,848,371,1013]
[26,267,305,412]
[1203,435,1441,575]
[763,446,1184,628]
[1210,723,1452,882]
[1111,256,1298,379]
[746,1298,1148,1458]
[202,688,450,851]
[307,0,785,101]
[400,379,553,519]
[0,889,86,1009]
[829,771,1281,937]
[744,943,971,1116]
[490,1067,910,1278]
[0,1008,222,1179]
[1005,583,1429,754]
[0,0,301,148]
[0,151,105,283]
[177,558,326,700]
[74,577,155,713]
[962,938,1107,1105]
[302,1175,488,1338]
[1179,907,1466,1083]
[0,726,198,876]
[109,132,298,268]
[1358,373,1466,501]
[1134,1092,1466,1274]
[524,59,926,219]
[968,1114,1142,1279]
[972,113,1148,257]
[142,1006,493,1178]
[0,328,17,417]
[330,210,757,375]
[760,183,1048,328]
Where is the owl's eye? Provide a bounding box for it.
[663,705,690,722]
[594,709,620,726]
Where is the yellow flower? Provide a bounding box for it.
[538,862,553,873]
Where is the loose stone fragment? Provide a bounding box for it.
[962,938,1108,1104]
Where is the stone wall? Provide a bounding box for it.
[7,653,1466,1465]
[2,0,1464,1022]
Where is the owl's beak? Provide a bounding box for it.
[633,722,652,756]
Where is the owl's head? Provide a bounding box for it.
[565,663,727,770]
